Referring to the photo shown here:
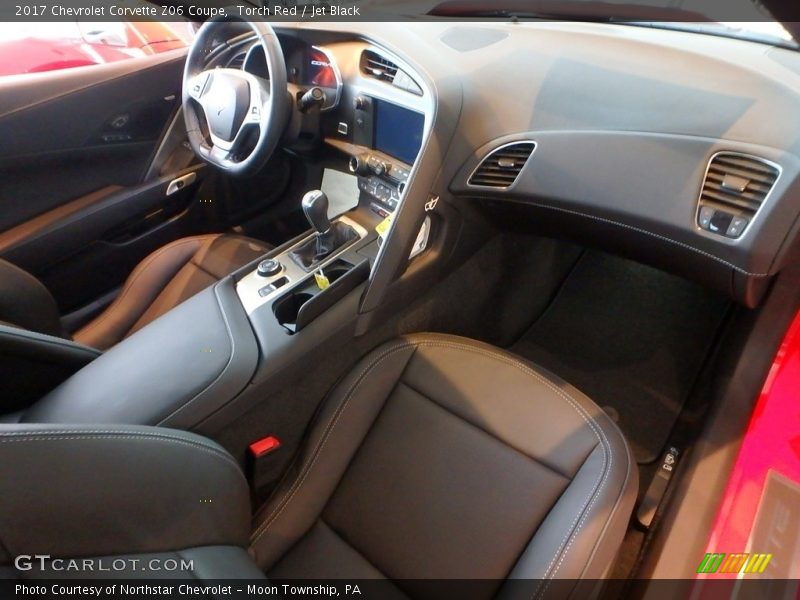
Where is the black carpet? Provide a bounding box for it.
[511,251,731,463]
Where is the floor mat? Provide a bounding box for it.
[511,251,731,463]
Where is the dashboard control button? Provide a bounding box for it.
[708,210,733,235]
[698,206,715,230]
[257,259,282,277]
[370,202,389,218]
[726,215,749,238]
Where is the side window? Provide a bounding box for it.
[0,20,194,78]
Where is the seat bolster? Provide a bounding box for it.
[72,235,217,350]
[502,426,637,599]
[0,258,63,338]
[178,546,267,580]
[0,424,251,562]
[249,341,419,570]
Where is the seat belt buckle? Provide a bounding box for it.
[247,435,284,501]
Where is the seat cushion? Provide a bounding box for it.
[73,234,270,350]
[250,333,637,597]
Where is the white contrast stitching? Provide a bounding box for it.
[512,202,770,278]
[249,342,414,544]
[0,430,240,471]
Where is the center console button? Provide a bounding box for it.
[257,259,282,277]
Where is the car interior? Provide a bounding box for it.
[1,10,800,597]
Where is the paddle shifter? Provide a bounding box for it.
[290,190,358,271]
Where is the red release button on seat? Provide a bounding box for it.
[249,436,281,458]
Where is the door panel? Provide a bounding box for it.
[0,52,185,228]
[0,167,204,311]
[0,49,213,312]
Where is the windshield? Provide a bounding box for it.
[423,0,794,47]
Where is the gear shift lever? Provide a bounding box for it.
[302,190,331,235]
[290,190,358,271]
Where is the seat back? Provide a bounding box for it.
[0,258,63,338]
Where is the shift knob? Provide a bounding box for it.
[302,190,331,235]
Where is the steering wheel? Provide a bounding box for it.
[182,17,289,177]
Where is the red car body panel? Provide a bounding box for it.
[0,22,190,76]
[701,309,800,579]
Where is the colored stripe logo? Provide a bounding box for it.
[697,553,773,574]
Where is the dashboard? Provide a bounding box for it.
[233,33,429,219]
[220,21,800,309]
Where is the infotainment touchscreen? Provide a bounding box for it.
[373,100,424,166]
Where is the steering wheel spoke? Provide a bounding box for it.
[208,145,232,167]
[186,71,212,101]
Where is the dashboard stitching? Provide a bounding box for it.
[511,201,771,277]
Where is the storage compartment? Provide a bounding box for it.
[273,258,370,333]
[273,292,315,330]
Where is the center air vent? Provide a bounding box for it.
[360,50,398,83]
[696,152,780,239]
[469,142,536,189]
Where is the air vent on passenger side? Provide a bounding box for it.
[469,142,536,189]
[360,50,398,83]
[696,152,781,239]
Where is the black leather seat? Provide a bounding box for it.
[1,334,636,594]
[252,334,637,589]
[0,423,263,580]
[0,233,270,350]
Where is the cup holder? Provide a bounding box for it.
[273,292,314,329]
[272,257,369,334]
[325,266,350,284]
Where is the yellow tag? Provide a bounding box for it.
[375,214,394,238]
[314,270,330,290]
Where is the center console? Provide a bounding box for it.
[348,95,423,217]
[236,211,369,325]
